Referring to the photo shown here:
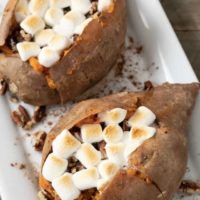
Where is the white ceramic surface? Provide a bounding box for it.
[0,0,199,200]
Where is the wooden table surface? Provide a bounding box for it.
[161,0,200,80]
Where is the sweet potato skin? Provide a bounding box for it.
[39,83,199,200]
[0,0,127,106]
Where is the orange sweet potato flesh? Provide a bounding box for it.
[39,83,199,200]
[0,0,127,106]
[29,57,45,74]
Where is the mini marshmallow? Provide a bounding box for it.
[44,7,64,27]
[98,108,127,125]
[102,124,123,144]
[124,141,142,161]
[52,129,81,159]
[105,143,125,167]
[74,18,92,35]
[64,11,86,26]
[54,11,85,38]
[16,42,40,61]
[124,127,156,161]
[71,0,91,14]
[129,127,156,142]
[98,0,113,12]
[48,34,70,52]
[98,160,119,180]
[29,0,49,17]
[15,0,29,23]
[97,179,109,191]
[128,106,156,127]
[76,143,101,168]
[35,29,55,46]
[52,173,80,200]
[42,153,68,182]
[38,47,60,67]
[55,14,75,38]
[20,15,45,35]
[54,23,74,38]
[81,124,103,143]
[72,167,99,190]
[50,0,71,8]
[122,131,129,144]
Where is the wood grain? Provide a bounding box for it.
[161,0,200,80]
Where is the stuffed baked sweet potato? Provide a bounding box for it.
[0,0,127,105]
[39,83,199,200]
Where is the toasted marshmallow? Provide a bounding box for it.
[102,124,123,144]
[129,127,156,142]
[38,47,60,67]
[20,15,45,35]
[128,106,156,127]
[52,130,81,159]
[71,0,91,14]
[124,127,156,160]
[44,8,64,27]
[15,0,29,23]
[98,108,127,125]
[52,173,80,200]
[76,143,101,168]
[98,0,113,12]
[42,153,68,182]
[105,143,125,167]
[73,167,99,190]
[97,179,109,191]
[50,0,71,8]
[48,34,70,52]
[35,29,55,46]
[81,124,103,143]
[16,42,40,61]
[29,0,49,17]
[98,160,119,180]
[74,18,92,35]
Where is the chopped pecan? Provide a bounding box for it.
[33,106,46,123]
[18,105,31,123]
[20,30,32,41]
[179,180,200,194]
[33,131,47,152]
[144,81,153,91]
[68,156,84,173]
[0,79,7,96]
[11,105,31,128]
[98,141,107,159]
[11,111,24,127]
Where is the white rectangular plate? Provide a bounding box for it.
[0,0,199,200]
